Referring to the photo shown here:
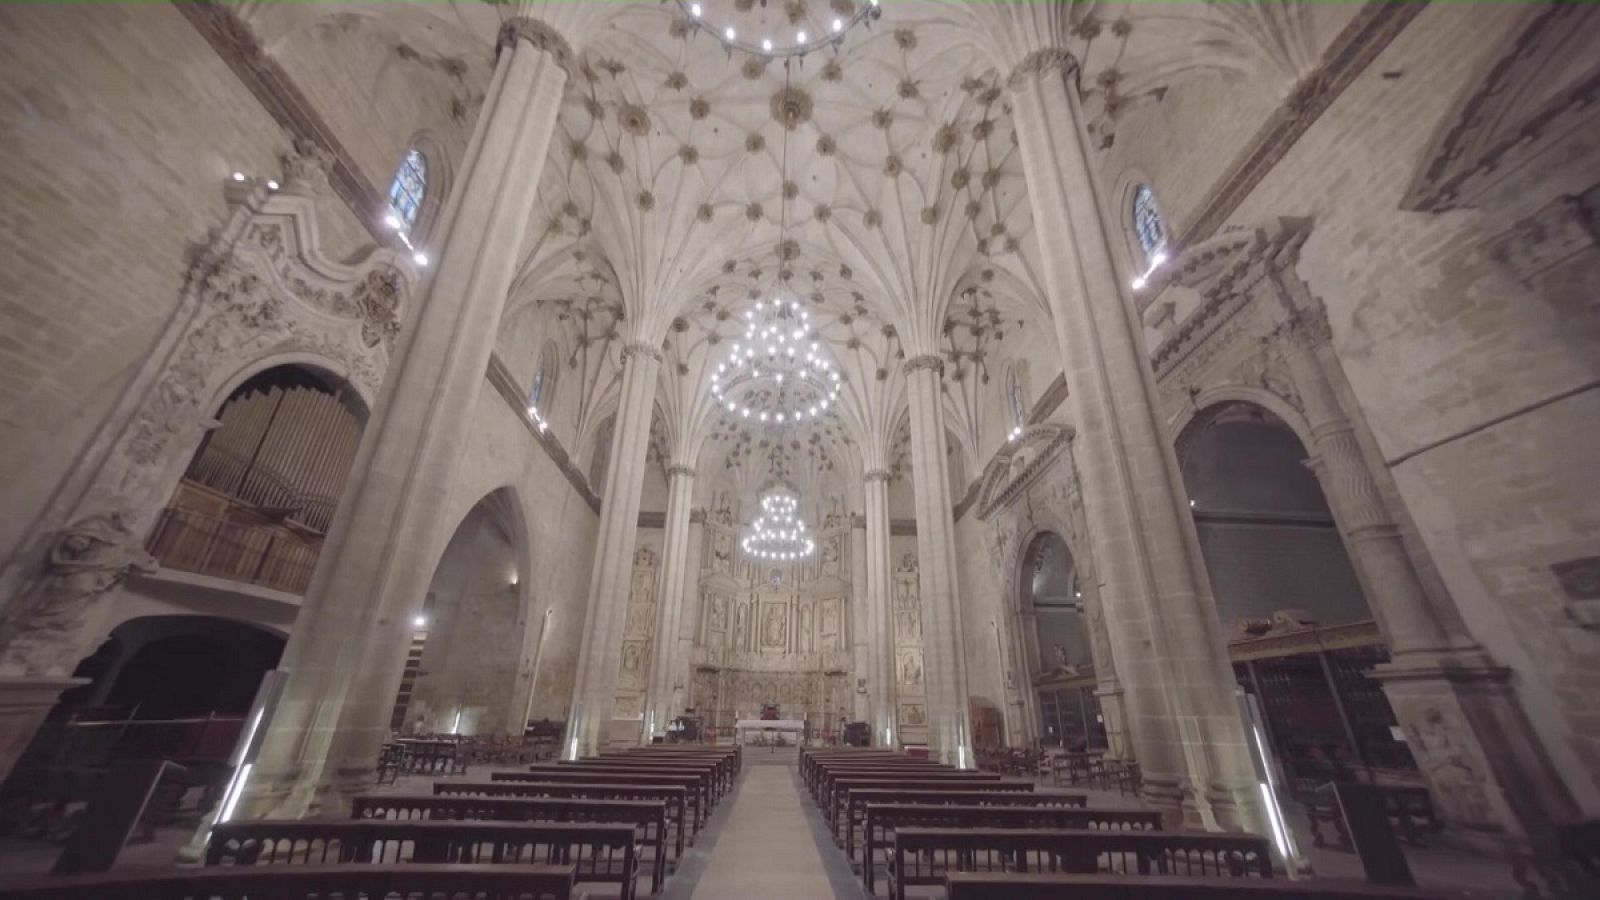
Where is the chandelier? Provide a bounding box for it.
[675,0,882,59]
[742,489,816,561]
[711,297,841,424]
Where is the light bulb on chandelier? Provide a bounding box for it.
[742,489,816,562]
[675,0,882,59]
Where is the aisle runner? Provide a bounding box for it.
[691,762,838,899]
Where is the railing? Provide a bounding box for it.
[145,506,319,595]
[20,715,246,771]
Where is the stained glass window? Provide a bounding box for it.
[387,149,427,232]
[1007,369,1026,430]
[1132,184,1167,262]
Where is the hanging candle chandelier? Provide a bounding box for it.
[676,0,882,60]
[710,298,841,424]
[742,488,816,561]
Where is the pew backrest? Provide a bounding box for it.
[943,872,1443,900]
[0,864,576,900]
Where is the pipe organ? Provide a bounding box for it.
[185,382,363,533]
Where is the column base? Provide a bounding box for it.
[0,675,87,783]
[1372,651,1578,846]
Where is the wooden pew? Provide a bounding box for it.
[842,788,1080,864]
[826,774,1014,835]
[802,751,938,790]
[888,827,1274,900]
[807,761,947,802]
[493,770,707,833]
[569,756,730,800]
[523,763,718,818]
[208,818,641,900]
[0,864,577,900]
[943,872,1444,900]
[860,804,1160,894]
[352,793,672,890]
[607,747,742,786]
[435,780,691,848]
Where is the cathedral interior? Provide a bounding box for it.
[0,1,1596,898]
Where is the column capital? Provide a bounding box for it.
[864,469,893,483]
[688,508,706,524]
[902,354,945,377]
[1005,47,1079,91]
[666,463,696,479]
[621,340,663,364]
[497,17,575,71]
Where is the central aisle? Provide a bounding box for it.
[689,754,851,899]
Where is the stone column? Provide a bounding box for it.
[642,464,695,740]
[1009,53,1261,829]
[564,342,662,757]
[863,470,896,746]
[242,19,572,818]
[1274,292,1577,849]
[671,510,705,718]
[902,356,974,767]
[849,515,870,723]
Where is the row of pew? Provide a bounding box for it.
[799,747,1445,900]
[0,744,741,900]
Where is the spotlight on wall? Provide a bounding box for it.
[265,179,280,191]
[231,171,246,182]
[510,572,520,587]
[413,615,428,628]
[413,251,429,267]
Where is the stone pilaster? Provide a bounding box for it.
[241,25,570,818]
[672,511,705,718]
[642,463,696,740]
[1273,291,1578,849]
[1008,57,1262,829]
[565,342,663,756]
[863,469,896,746]
[902,355,974,767]
[849,515,871,724]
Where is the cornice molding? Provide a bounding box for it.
[890,518,918,537]
[689,508,707,524]
[1028,373,1069,426]
[1174,0,1428,251]
[485,352,601,513]
[175,0,389,243]
[636,510,667,529]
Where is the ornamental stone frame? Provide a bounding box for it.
[1145,217,1579,851]
[0,149,414,782]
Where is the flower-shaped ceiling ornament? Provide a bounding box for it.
[742,488,815,561]
[676,0,882,59]
[711,296,841,425]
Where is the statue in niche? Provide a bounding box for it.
[894,576,916,610]
[634,546,657,568]
[762,604,787,647]
[822,535,841,571]
[734,601,749,650]
[624,602,650,638]
[896,609,921,643]
[708,594,727,631]
[0,513,158,677]
[712,498,733,526]
[798,605,815,653]
[900,703,927,726]
[1409,707,1492,824]
[899,650,923,685]
[711,530,733,573]
[896,552,917,575]
[820,601,839,634]
[621,642,646,674]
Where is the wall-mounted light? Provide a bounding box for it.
[265,179,280,191]
[413,615,428,629]
[231,171,246,182]
[510,572,520,587]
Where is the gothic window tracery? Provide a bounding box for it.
[1132,184,1167,263]
[387,149,427,233]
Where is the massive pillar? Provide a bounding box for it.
[862,470,896,746]
[565,342,662,757]
[242,19,572,817]
[671,509,705,719]
[1009,54,1261,829]
[1275,291,1577,848]
[902,357,973,767]
[642,463,696,740]
[849,513,870,723]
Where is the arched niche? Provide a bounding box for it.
[399,487,536,737]
[1018,532,1091,672]
[1176,401,1370,631]
[147,362,369,596]
[60,615,285,719]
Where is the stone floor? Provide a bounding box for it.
[0,748,1528,899]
